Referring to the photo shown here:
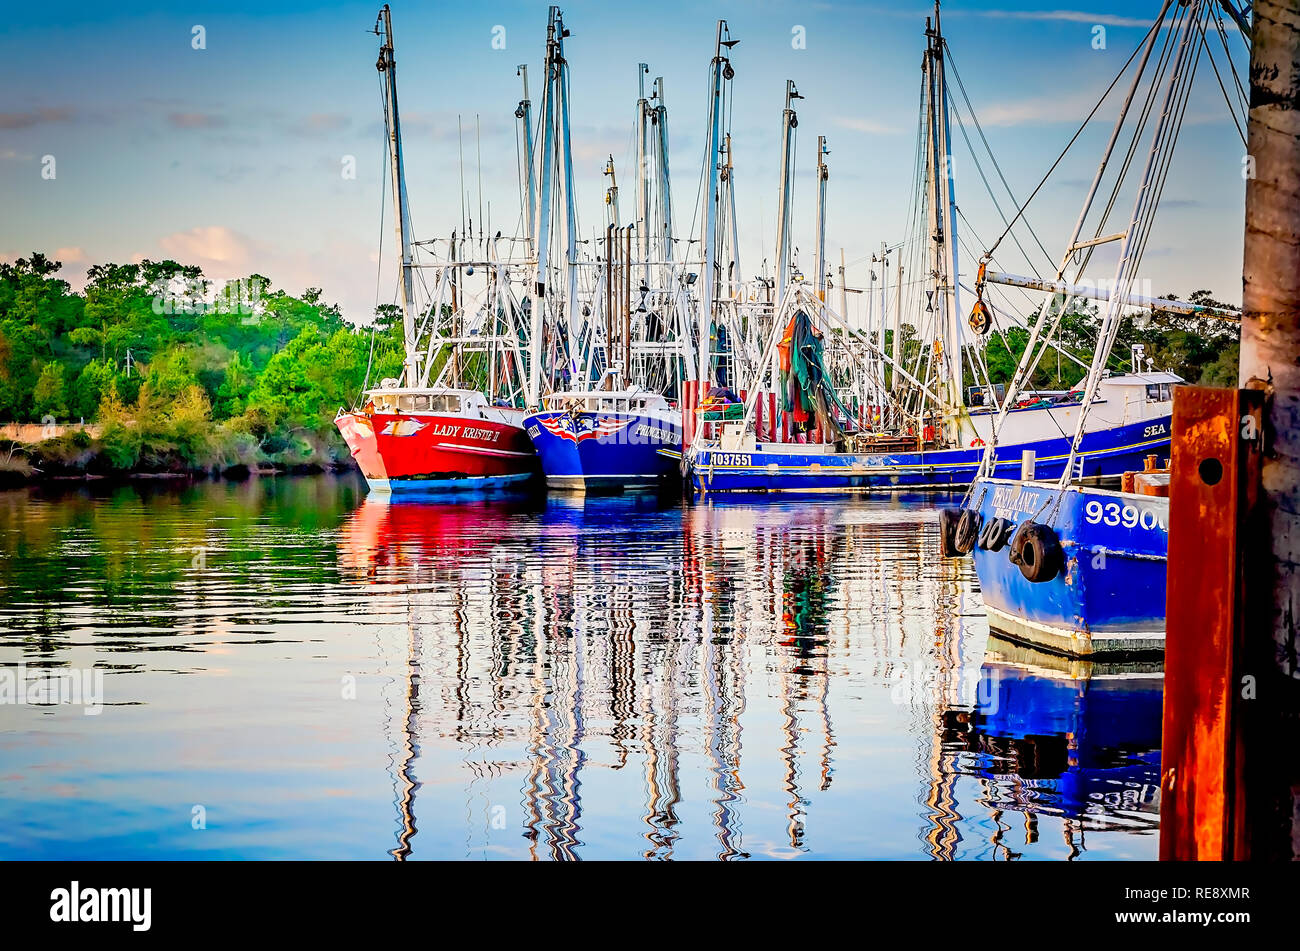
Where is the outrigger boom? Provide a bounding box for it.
[975,264,1241,322]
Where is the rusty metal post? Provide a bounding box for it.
[1160,386,1264,860]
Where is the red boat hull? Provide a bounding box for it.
[335,410,539,491]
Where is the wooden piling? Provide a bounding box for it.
[1235,0,1300,861]
[1161,0,1300,861]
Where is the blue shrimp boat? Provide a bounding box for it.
[692,375,1176,494]
[964,477,1168,654]
[523,387,682,492]
[940,0,1243,655]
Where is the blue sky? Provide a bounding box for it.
[0,1,1250,322]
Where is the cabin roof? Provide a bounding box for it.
[1101,372,1184,386]
[364,386,483,398]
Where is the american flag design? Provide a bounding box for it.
[537,414,634,444]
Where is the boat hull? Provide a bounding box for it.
[968,476,1168,655]
[691,415,1170,493]
[335,409,540,494]
[524,409,682,492]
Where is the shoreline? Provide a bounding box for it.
[0,458,356,489]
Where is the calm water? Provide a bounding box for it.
[0,474,1161,860]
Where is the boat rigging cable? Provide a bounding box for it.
[978,16,1165,264]
[361,50,398,401]
[958,0,1246,507]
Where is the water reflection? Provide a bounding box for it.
[939,636,1163,859]
[0,476,1160,859]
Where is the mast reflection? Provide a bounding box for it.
[335,491,1157,860]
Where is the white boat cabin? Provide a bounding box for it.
[541,388,673,416]
[364,386,495,417]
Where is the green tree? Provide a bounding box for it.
[32,361,68,419]
[72,359,119,420]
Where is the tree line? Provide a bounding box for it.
[0,252,404,479]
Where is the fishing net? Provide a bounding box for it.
[777,311,855,439]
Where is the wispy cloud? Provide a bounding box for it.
[977,92,1110,127]
[365,111,509,144]
[287,113,352,137]
[157,226,257,273]
[966,10,1156,28]
[0,107,73,129]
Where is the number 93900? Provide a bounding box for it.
[1083,499,1165,531]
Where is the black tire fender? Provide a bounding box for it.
[979,516,1014,552]
[1008,520,1064,583]
[954,508,982,555]
[939,508,963,559]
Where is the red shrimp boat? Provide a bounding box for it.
[335,9,539,495]
[336,386,538,494]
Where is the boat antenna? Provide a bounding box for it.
[476,113,484,247]
[458,114,467,241]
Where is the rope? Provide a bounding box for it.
[360,70,392,402]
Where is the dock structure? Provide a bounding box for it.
[1161,0,1300,861]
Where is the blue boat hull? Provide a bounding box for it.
[524,409,682,491]
[691,416,1170,493]
[968,476,1168,655]
[367,472,538,494]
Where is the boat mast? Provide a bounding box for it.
[636,63,651,283]
[923,4,964,427]
[528,9,561,405]
[555,10,580,373]
[775,80,802,305]
[891,249,903,395]
[516,65,536,257]
[935,2,963,413]
[376,4,418,387]
[653,76,673,266]
[699,20,735,389]
[814,136,829,299]
[722,133,741,304]
[604,155,620,227]
[878,240,890,412]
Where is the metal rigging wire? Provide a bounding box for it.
[979,15,1164,262]
[1198,12,1248,146]
[942,42,1055,273]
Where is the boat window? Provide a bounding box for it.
[1146,383,1173,402]
[396,393,459,414]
